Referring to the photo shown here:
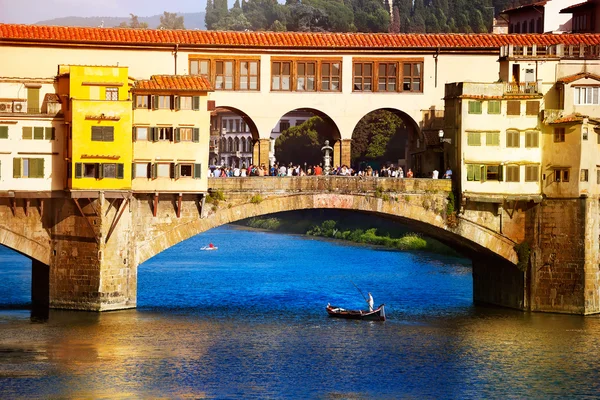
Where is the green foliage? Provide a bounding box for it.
[274,116,332,166]
[515,241,531,272]
[351,110,406,165]
[158,12,185,29]
[250,194,263,204]
[246,217,282,230]
[206,190,226,206]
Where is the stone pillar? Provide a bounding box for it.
[333,140,341,168]
[472,256,526,311]
[31,259,49,310]
[252,139,260,165]
[252,138,271,167]
[340,139,352,167]
[49,196,137,311]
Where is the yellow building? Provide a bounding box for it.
[58,65,133,193]
[131,75,213,194]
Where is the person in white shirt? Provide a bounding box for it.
[432,169,439,179]
[367,292,374,311]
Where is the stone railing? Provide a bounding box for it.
[208,176,452,194]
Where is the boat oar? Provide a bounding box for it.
[351,281,368,304]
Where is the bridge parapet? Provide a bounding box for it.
[208,176,452,194]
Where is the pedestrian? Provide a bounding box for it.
[407,168,414,178]
[443,167,452,179]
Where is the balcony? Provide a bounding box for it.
[504,81,540,95]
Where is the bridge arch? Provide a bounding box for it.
[135,188,518,267]
[0,225,50,265]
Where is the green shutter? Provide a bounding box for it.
[152,95,159,110]
[175,164,180,179]
[170,163,175,179]
[473,165,481,181]
[192,96,200,111]
[194,163,202,179]
[75,162,82,178]
[170,95,175,110]
[0,126,8,139]
[29,159,39,178]
[192,128,200,143]
[117,163,124,179]
[27,88,40,113]
[151,163,157,179]
[468,101,482,114]
[466,165,474,181]
[498,165,503,181]
[33,127,44,140]
[175,96,180,111]
[23,127,32,140]
[97,163,103,179]
[174,128,181,143]
[13,158,21,178]
[152,127,158,142]
[44,127,55,140]
[488,100,501,114]
[480,165,487,182]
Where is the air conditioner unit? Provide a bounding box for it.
[0,102,12,112]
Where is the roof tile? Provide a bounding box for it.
[134,75,213,92]
[557,72,600,84]
[3,23,600,49]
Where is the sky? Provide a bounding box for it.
[0,0,213,24]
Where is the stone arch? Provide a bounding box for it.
[135,193,518,266]
[0,225,50,265]
[214,106,260,141]
[273,107,342,141]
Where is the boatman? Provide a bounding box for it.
[367,292,374,311]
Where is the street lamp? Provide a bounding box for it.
[438,130,451,144]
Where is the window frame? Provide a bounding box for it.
[320,61,341,92]
[525,165,539,182]
[487,100,501,114]
[525,130,539,148]
[507,100,521,116]
[554,127,566,142]
[505,165,520,182]
[581,168,589,182]
[378,62,398,92]
[468,101,482,114]
[296,61,316,92]
[271,60,292,92]
[105,87,118,101]
[467,132,481,146]
[506,130,520,148]
[239,60,260,91]
[574,86,600,105]
[486,131,500,146]
[91,126,115,142]
[215,60,235,91]
[13,157,44,178]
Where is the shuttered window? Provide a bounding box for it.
[506,165,520,182]
[486,132,500,146]
[525,165,539,182]
[525,131,539,147]
[554,128,565,142]
[27,88,40,113]
[468,101,482,114]
[467,132,481,146]
[22,127,32,139]
[33,127,44,140]
[192,128,200,143]
[506,130,520,148]
[192,96,200,111]
[526,101,539,116]
[194,163,202,179]
[0,126,8,139]
[487,100,501,114]
[22,126,55,140]
[13,157,44,178]
[91,126,114,142]
[507,101,520,116]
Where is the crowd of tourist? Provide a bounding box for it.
[209,163,452,179]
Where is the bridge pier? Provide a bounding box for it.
[253,138,271,167]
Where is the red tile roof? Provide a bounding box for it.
[557,72,600,84]
[3,23,600,50]
[560,1,593,13]
[502,1,547,14]
[549,113,585,124]
[134,75,212,92]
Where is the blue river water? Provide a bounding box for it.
[1,225,600,399]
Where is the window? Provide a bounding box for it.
[486,132,500,146]
[215,60,234,90]
[525,131,539,148]
[321,62,341,92]
[468,101,482,114]
[27,88,40,113]
[353,62,373,91]
[526,101,539,116]
[91,126,114,142]
[157,127,172,141]
[574,86,600,105]
[106,87,118,101]
[506,165,520,182]
[13,158,44,178]
[297,62,316,91]
[0,126,7,139]
[103,163,117,178]
[466,164,502,181]
[178,96,193,110]
[134,162,150,178]
[581,169,589,182]
[240,60,259,90]
[280,120,290,132]
[488,100,501,114]
[178,127,193,142]
[272,61,291,91]
[403,62,422,92]
[156,163,172,178]
[190,59,210,76]
[135,127,148,141]
[83,163,97,178]
[378,62,397,92]
[507,101,520,116]
[75,162,123,179]
[525,165,539,182]
[485,165,501,181]
[554,127,565,142]
[467,132,481,146]
[22,126,54,140]
[179,164,193,178]
[158,96,172,109]
[555,169,569,182]
[506,130,520,148]
[136,95,150,109]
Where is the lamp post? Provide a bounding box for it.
[438,130,451,144]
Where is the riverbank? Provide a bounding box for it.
[235,210,461,257]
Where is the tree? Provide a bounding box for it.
[275,117,333,166]
[118,13,148,29]
[389,6,400,33]
[158,12,185,29]
[243,0,288,31]
[351,110,406,165]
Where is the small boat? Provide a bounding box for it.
[326,303,386,321]
[201,244,218,251]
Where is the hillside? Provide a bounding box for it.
[35,12,206,30]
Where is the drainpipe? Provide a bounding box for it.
[173,44,179,75]
[434,47,440,88]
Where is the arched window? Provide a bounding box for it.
[227,137,233,152]
[234,137,240,151]
[240,137,246,153]
[220,138,226,152]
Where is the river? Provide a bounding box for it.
[1,225,600,398]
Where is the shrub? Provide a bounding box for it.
[250,194,263,204]
[515,241,531,272]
